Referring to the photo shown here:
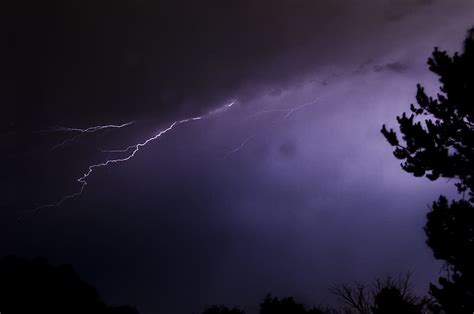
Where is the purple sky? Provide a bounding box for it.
[2,1,474,313]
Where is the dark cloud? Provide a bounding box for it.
[384,0,436,22]
[278,140,297,159]
[373,61,410,73]
[418,0,437,5]
[5,0,442,128]
[5,0,347,126]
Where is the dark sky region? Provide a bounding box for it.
[2,1,474,313]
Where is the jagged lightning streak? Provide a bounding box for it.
[98,102,236,154]
[247,97,320,120]
[208,100,235,115]
[32,102,236,213]
[48,122,135,151]
[225,135,254,159]
[224,98,322,158]
[32,97,318,213]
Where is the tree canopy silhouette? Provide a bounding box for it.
[201,304,246,314]
[259,295,331,314]
[0,255,139,314]
[330,274,433,314]
[200,281,434,314]
[381,28,474,313]
[381,29,474,199]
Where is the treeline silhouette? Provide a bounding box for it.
[199,274,440,314]
[0,256,440,314]
[0,255,439,314]
[0,255,443,314]
[0,255,138,314]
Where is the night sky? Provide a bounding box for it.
[2,1,474,313]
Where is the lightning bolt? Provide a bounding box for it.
[30,97,320,214]
[47,122,135,151]
[222,97,322,159]
[32,102,236,213]
[208,100,235,115]
[99,101,236,155]
[247,97,320,120]
[225,135,254,159]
